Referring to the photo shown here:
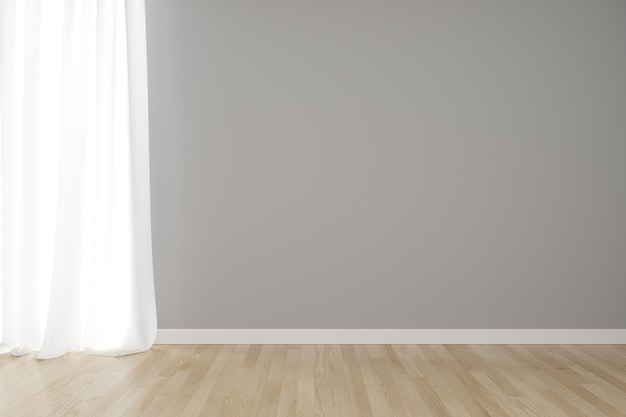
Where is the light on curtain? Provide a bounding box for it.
[0,0,156,358]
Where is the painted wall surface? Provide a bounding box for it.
[146,0,626,329]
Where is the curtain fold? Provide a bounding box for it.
[0,0,156,359]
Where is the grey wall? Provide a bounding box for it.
[146,0,626,329]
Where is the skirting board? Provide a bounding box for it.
[155,329,626,345]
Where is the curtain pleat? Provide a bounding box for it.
[0,0,156,359]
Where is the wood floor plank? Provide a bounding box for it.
[260,345,288,417]
[469,371,535,417]
[295,345,315,417]
[275,347,300,417]
[558,345,626,388]
[1,344,625,416]
[196,344,249,416]
[340,345,375,417]
[436,345,513,417]
[425,345,490,417]
[412,345,473,417]
[176,344,236,417]
[354,344,396,417]
[506,345,626,417]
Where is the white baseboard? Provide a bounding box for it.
[155,329,626,345]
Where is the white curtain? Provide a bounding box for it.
[0,0,156,358]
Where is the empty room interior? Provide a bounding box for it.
[0,0,625,416]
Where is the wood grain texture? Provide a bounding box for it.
[0,344,625,416]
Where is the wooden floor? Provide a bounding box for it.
[1,345,625,416]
